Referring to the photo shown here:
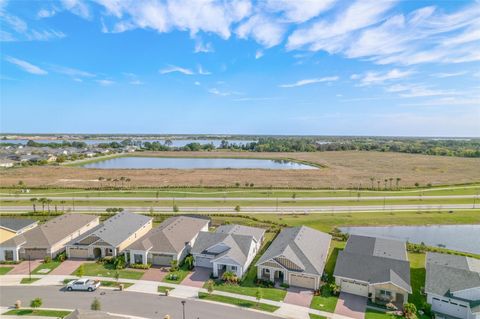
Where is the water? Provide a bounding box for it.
[339,224,480,254]
[0,139,255,147]
[81,156,317,170]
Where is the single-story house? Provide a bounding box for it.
[66,211,152,259]
[0,218,38,244]
[191,224,265,278]
[334,235,411,306]
[126,215,209,266]
[0,214,100,261]
[256,226,331,290]
[425,252,480,319]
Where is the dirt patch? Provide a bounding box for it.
[1,151,479,188]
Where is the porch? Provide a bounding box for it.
[371,288,407,310]
[258,266,285,285]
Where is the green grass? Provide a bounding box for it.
[365,309,403,319]
[162,264,190,284]
[0,267,13,275]
[2,309,71,317]
[20,277,40,284]
[198,292,279,312]
[310,314,327,319]
[408,252,427,308]
[32,261,61,274]
[100,280,133,289]
[158,285,173,293]
[310,295,339,313]
[73,262,145,280]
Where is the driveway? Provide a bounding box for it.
[49,260,88,275]
[335,292,367,319]
[141,267,168,281]
[283,287,313,308]
[8,260,42,275]
[181,267,211,288]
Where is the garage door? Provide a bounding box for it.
[195,256,212,268]
[151,254,174,266]
[432,298,468,319]
[340,280,368,296]
[290,274,316,289]
[22,248,48,260]
[69,248,89,259]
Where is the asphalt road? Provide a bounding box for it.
[0,286,280,319]
[0,204,477,213]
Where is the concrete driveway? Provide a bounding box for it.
[283,287,314,308]
[141,267,169,281]
[182,267,211,287]
[49,260,88,275]
[335,292,367,319]
[8,260,42,275]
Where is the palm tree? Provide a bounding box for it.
[389,178,393,189]
[120,176,126,188]
[98,177,104,188]
[377,180,381,190]
[125,178,131,188]
[370,177,375,190]
[39,198,47,211]
[184,255,194,270]
[384,179,388,190]
[396,178,401,189]
[30,198,38,213]
[46,199,52,212]
[60,200,66,212]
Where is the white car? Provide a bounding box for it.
[65,279,100,292]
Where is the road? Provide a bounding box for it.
[0,204,478,213]
[0,286,280,319]
[1,195,478,201]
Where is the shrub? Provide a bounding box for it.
[206,280,214,295]
[55,251,67,262]
[91,298,101,311]
[404,303,418,319]
[30,298,42,308]
[113,255,126,269]
[43,256,52,263]
[234,205,241,212]
[320,284,332,297]
[222,271,239,284]
[280,283,290,289]
[170,259,179,272]
[130,263,151,269]
[184,255,194,270]
[255,279,274,288]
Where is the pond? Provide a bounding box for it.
[81,157,318,170]
[339,224,480,254]
[1,139,255,147]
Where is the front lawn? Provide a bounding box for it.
[408,252,426,308]
[100,280,133,289]
[2,309,71,317]
[310,295,338,313]
[20,277,40,284]
[73,262,144,280]
[198,292,279,312]
[365,309,403,319]
[32,261,61,274]
[158,285,173,293]
[0,267,13,275]
[310,314,327,319]
[161,264,190,284]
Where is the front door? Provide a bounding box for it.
[4,250,14,261]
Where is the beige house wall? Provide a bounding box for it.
[0,228,16,244]
[117,220,152,253]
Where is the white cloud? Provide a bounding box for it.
[208,87,240,96]
[197,65,211,75]
[255,50,264,59]
[386,84,457,98]
[353,69,413,86]
[431,71,468,78]
[279,76,339,88]
[159,65,194,75]
[96,79,114,86]
[5,56,48,75]
[194,38,214,53]
[51,65,96,79]
[194,81,201,86]
[61,0,91,19]
[123,72,143,85]
[37,8,57,18]
[236,14,286,48]
[265,0,337,23]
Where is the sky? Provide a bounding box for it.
[0,0,479,137]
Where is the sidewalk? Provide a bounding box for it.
[0,274,352,319]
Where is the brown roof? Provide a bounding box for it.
[0,214,99,249]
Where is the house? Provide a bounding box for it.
[126,215,209,266]
[425,252,480,319]
[0,214,99,261]
[334,235,411,306]
[0,159,15,168]
[66,211,152,259]
[0,218,38,244]
[191,224,265,278]
[256,226,331,290]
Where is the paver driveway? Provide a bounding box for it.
[335,292,367,319]
[9,260,42,275]
[181,267,211,288]
[49,260,89,275]
[283,287,314,307]
[141,267,169,281]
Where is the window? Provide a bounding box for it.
[380,290,392,296]
[231,266,237,271]
[264,269,270,274]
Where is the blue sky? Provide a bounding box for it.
[1,0,479,136]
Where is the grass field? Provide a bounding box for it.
[162,264,190,284]
[2,309,71,317]
[20,277,40,284]
[32,261,61,274]
[72,262,144,280]
[2,151,480,188]
[0,267,13,275]
[198,292,279,312]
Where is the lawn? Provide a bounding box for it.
[310,314,327,319]
[365,309,403,319]
[73,262,144,280]
[310,295,339,313]
[2,309,71,317]
[100,280,133,289]
[158,285,173,293]
[20,277,40,284]
[198,292,279,312]
[32,261,61,275]
[162,264,190,284]
[408,252,427,308]
[0,267,13,275]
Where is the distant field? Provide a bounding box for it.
[1,151,479,188]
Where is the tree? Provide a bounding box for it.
[76,264,85,277]
[173,204,179,213]
[234,205,241,212]
[235,182,240,187]
[30,198,38,213]
[370,177,375,190]
[292,193,297,201]
[39,198,47,211]
[91,298,101,311]
[389,178,393,189]
[170,259,179,272]
[60,200,66,212]
[403,303,417,319]
[377,180,381,190]
[255,288,262,307]
[206,280,214,295]
[184,255,194,270]
[384,179,388,190]
[396,177,401,189]
[30,298,42,308]
[114,270,120,282]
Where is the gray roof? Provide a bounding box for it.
[65,309,124,319]
[0,214,99,249]
[192,224,264,266]
[216,224,265,243]
[0,218,37,232]
[126,216,209,253]
[425,252,480,302]
[256,226,332,276]
[70,212,151,248]
[334,235,411,292]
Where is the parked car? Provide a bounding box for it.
[65,279,100,292]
